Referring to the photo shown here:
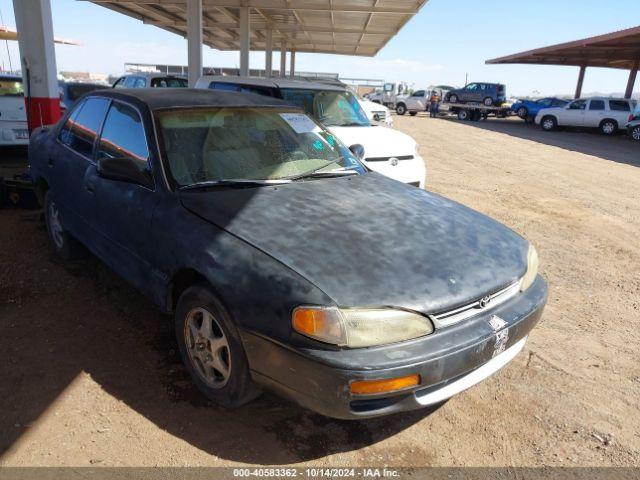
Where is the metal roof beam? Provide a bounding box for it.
[85,0,419,14]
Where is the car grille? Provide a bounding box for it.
[372,111,387,121]
[429,280,521,329]
[365,155,414,162]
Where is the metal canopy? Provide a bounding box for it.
[84,0,427,56]
[486,25,640,70]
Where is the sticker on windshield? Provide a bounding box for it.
[279,113,321,134]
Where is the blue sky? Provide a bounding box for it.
[1,0,639,96]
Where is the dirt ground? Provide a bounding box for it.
[0,116,638,467]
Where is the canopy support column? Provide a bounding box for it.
[280,42,287,77]
[12,0,60,132]
[265,27,273,77]
[239,6,250,76]
[186,0,202,87]
[625,60,639,99]
[574,66,586,99]
[289,50,296,78]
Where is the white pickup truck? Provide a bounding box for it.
[395,86,455,116]
[536,97,637,135]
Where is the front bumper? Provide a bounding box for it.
[241,276,548,419]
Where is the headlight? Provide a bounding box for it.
[292,306,433,348]
[519,244,539,292]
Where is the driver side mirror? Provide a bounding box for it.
[349,144,365,160]
[97,155,153,189]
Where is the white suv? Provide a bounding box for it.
[196,76,426,188]
[536,97,637,135]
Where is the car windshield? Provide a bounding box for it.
[0,78,24,97]
[280,89,370,127]
[157,107,365,187]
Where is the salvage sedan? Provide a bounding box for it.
[29,89,547,419]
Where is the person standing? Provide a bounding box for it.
[429,90,440,118]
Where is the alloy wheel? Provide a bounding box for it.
[48,201,65,249]
[632,126,640,141]
[184,307,232,388]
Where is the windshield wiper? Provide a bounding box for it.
[179,179,291,191]
[290,168,360,182]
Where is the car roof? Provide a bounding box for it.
[120,73,186,79]
[197,75,345,92]
[89,87,301,110]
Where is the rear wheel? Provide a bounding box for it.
[631,125,640,142]
[483,97,494,107]
[457,109,470,121]
[449,94,459,104]
[541,115,557,132]
[396,103,407,115]
[175,285,261,408]
[599,119,618,136]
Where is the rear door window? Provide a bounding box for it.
[609,100,630,112]
[589,100,605,111]
[58,97,110,158]
[151,77,188,88]
[97,102,149,172]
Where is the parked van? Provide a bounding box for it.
[0,74,28,146]
[195,76,426,188]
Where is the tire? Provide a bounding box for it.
[449,94,458,104]
[175,284,261,408]
[631,125,640,142]
[483,97,494,107]
[599,119,618,136]
[396,103,407,115]
[517,106,528,119]
[457,109,470,121]
[541,115,557,132]
[44,191,82,260]
[409,111,418,116]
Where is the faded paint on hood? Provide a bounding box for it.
[179,173,528,313]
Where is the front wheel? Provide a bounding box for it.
[457,109,470,121]
[600,119,618,136]
[44,191,82,260]
[396,103,407,115]
[448,94,459,104]
[517,106,528,119]
[541,116,557,132]
[175,285,261,408]
[630,125,640,142]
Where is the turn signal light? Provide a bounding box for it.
[349,374,420,395]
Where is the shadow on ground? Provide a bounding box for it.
[441,117,640,168]
[0,209,436,464]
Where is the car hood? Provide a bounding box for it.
[180,173,528,314]
[328,125,416,158]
